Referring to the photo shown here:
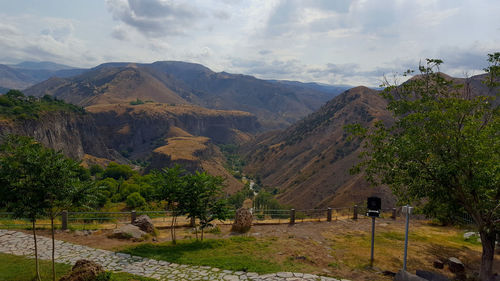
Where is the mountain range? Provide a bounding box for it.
[1,60,494,208]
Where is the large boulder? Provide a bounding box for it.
[109,224,146,240]
[231,208,253,233]
[132,215,155,233]
[394,270,428,281]
[58,260,105,281]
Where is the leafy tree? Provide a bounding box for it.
[151,165,186,244]
[0,135,95,281]
[102,162,135,180]
[0,135,48,281]
[348,54,499,280]
[178,171,229,240]
[126,192,146,209]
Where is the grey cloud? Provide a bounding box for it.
[111,26,128,40]
[106,0,201,37]
[213,10,230,20]
[258,49,272,55]
[230,58,304,76]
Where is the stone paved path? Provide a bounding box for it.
[0,229,349,281]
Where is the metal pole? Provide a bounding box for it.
[370,216,375,267]
[403,205,410,271]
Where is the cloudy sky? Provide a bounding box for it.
[0,0,498,86]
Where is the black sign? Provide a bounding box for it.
[367,197,381,217]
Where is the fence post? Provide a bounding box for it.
[290,209,295,225]
[353,205,358,220]
[61,210,68,230]
[327,208,332,222]
[131,210,137,223]
[391,208,397,220]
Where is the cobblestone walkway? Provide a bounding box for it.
[0,229,348,281]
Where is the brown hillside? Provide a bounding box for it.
[244,86,395,209]
[150,136,243,194]
[25,65,187,106]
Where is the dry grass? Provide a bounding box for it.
[153,136,210,161]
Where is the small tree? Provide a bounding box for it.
[348,54,499,280]
[179,171,229,241]
[151,165,186,244]
[0,135,50,281]
[0,135,94,281]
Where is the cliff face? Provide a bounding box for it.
[0,111,122,161]
[85,103,260,160]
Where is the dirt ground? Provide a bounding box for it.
[23,218,500,281]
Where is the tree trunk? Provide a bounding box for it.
[170,215,177,244]
[201,227,204,241]
[32,220,41,281]
[51,217,56,281]
[479,229,496,281]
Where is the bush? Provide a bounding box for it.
[126,192,146,209]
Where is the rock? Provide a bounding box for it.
[132,215,155,233]
[109,224,146,240]
[447,257,465,273]
[383,270,396,277]
[394,270,428,281]
[416,270,450,281]
[58,259,105,281]
[433,260,444,269]
[463,232,478,239]
[231,208,253,233]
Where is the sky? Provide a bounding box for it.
[0,0,499,87]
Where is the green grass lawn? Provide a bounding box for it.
[121,236,313,274]
[0,253,155,281]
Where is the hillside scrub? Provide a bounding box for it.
[0,90,84,120]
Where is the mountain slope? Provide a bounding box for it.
[243,86,395,209]
[24,61,346,130]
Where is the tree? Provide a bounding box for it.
[151,165,186,244]
[0,135,50,281]
[348,54,499,280]
[126,192,146,209]
[178,171,229,241]
[0,135,94,281]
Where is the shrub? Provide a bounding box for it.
[126,192,146,209]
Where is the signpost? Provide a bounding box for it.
[366,197,381,267]
[402,205,413,271]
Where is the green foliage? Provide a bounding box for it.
[178,172,229,239]
[129,98,145,105]
[102,162,135,180]
[89,164,104,176]
[228,184,254,209]
[254,191,285,210]
[218,144,246,178]
[126,192,146,209]
[0,91,85,120]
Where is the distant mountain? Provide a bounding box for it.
[0,61,86,90]
[10,61,74,71]
[25,61,345,130]
[266,80,351,96]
